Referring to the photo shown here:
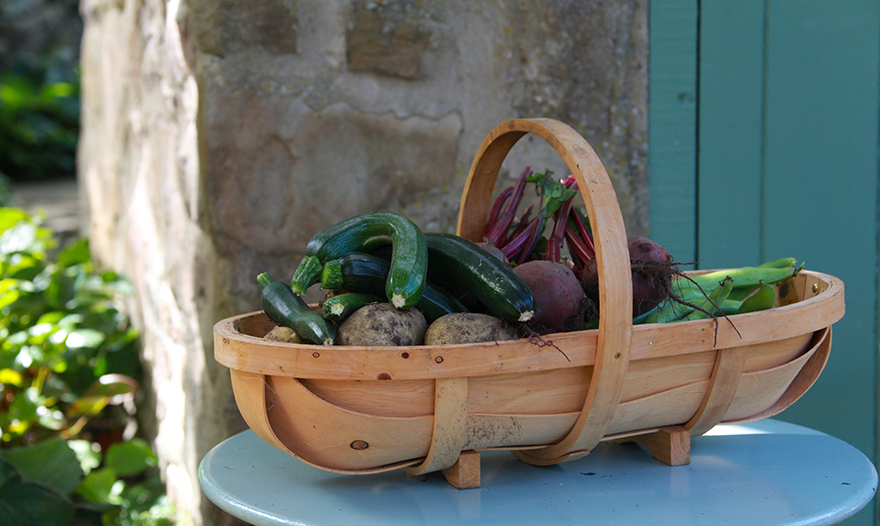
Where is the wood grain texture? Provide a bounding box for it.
[215,119,845,485]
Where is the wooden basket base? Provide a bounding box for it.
[435,428,691,490]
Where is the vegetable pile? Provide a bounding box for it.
[257,169,803,347]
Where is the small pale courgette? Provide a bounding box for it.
[322,292,382,322]
[258,272,336,345]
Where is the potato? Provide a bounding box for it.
[263,325,303,344]
[424,312,519,345]
[337,303,427,346]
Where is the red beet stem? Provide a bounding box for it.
[565,224,594,266]
[501,215,540,260]
[507,203,534,243]
[485,167,533,246]
[571,206,595,259]
[483,186,514,240]
[545,184,576,262]
[517,207,547,264]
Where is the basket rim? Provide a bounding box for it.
[214,269,843,381]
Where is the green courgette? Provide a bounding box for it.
[321,252,467,323]
[258,273,336,345]
[424,233,536,323]
[290,212,428,310]
[322,292,382,322]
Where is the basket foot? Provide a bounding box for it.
[626,427,691,466]
[442,450,481,489]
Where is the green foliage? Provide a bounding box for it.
[0,208,176,525]
[0,61,80,180]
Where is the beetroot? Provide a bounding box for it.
[513,260,585,334]
[582,235,675,318]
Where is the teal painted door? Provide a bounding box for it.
[650,1,879,524]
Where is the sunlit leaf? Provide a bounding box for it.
[76,467,123,505]
[36,406,65,430]
[65,328,104,349]
[0,368,23,387]
[105,439,157,477]
[0,222,38,256]
[0,209,29,234]
[35,311,67,325]
[84,374,138,404]
[66,395,107,417]
[66,440,100,475]
[56,238,90,267]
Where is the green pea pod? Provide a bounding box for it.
[719,299,743,315]
[758,257,799,269]
[679,263,801,294]
[738,281,777,314]
[640,295,697,324]
[678,276,734,321]
[727,284,761,302]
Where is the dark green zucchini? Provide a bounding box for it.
[258,273,336,345]
[290,212,427,310]
[424,233,535,323]
[321,252,466,323]
[322,292,382,322]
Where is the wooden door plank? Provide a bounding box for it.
[761,1,879,476]
[648,0,699,268]
[696,1,765,269]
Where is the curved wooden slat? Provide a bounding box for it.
[405,378,469,475]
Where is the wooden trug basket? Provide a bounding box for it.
[214,118,845,489]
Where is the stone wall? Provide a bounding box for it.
[79,1,648,524]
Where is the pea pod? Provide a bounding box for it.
[677,276,734,321]
[738,281,777,314]
[637,277,735,325]
[759,257,799,269]
[638,295,694,324]
[678,262,801,295]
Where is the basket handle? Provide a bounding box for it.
[457,118,633,463]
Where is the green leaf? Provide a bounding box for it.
[105,439,157,478]
[0,209,30,234]
[37,406,65,430]
[0,458,74,526]
[0,368,23,387]
[0,438,83,496]
[84,374,138,405]
[66,440,101,475]
[65,328,105,349]
[0,221,39,255]
[56,239,90,268]
[76,467,122,505]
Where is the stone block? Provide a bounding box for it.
[188,0,298,57]
[347,1,432,78]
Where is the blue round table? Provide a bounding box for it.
[199,419,876,525]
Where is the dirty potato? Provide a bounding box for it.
[263,325,303,344]
[424,312,519,345]
[337,303,427,346]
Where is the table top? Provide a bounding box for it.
[199,419,877,526]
